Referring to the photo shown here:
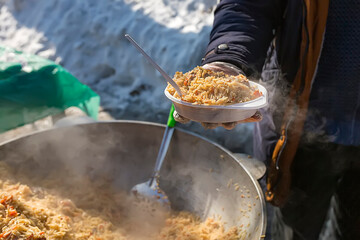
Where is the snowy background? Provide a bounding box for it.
[0,0,253,154]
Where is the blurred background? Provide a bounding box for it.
[0,0,253,154]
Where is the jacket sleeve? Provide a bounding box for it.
[202,0,284,77]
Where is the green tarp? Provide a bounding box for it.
[0,46,100,133]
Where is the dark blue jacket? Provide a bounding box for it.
[202,0,302,82]
[201,0,331,207]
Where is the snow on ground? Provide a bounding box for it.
[0,0,254,154]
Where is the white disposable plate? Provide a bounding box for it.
[164,81,268,123]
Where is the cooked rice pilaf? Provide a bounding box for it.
[166,66,262,105]
[0,162,246,239]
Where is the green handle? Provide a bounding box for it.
[167,104,176,128]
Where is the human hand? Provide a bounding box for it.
[173,110,262,130]
[202,61,244,76]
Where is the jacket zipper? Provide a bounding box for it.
[298,0,309,95]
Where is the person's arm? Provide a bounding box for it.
[202,0,283,78]
[174,0,284,129]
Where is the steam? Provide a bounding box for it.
[124,197,169,239]
[257,67,337,149]
[0,122,172,238]
[0,121,265,239]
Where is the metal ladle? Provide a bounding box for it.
[130,105,176,206]
[124,34,182,97]
[125,34,178,206]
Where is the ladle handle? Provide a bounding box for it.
[167,104,176,128]
[125,34,182,97]
[149,106,175,186]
